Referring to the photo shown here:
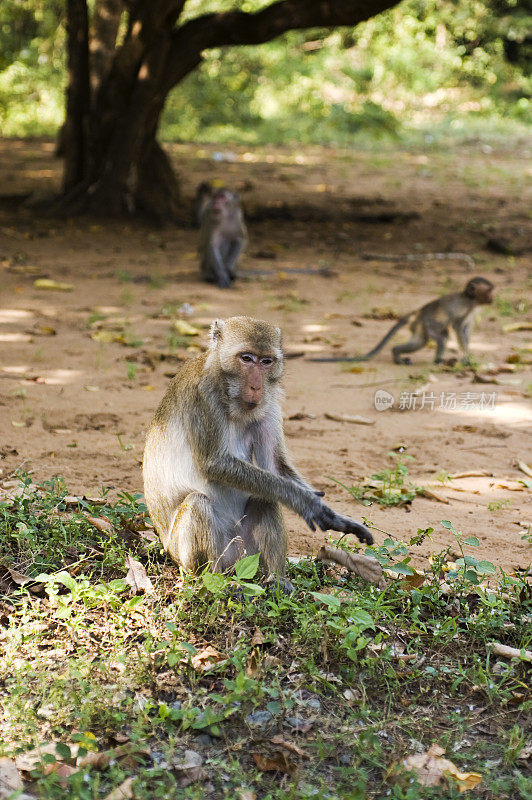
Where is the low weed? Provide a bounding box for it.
[0,477,530,799]
[335,453,424,507]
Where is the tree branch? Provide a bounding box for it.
[164,0,396,90]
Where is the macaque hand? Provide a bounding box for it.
[333,512,374,545]
[303,498,373,545]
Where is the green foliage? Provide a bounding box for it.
[337,453,424,507]
[163,0,531,143]
[0,0,65,135]
[0,0,530,140]
[1,478,531,799]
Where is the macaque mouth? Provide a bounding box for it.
[244,400,259,410]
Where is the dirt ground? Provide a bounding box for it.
[0,137,531,574]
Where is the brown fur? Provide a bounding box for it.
[197,189,247,288]
[310,277,494,365]
[143,316,373,590]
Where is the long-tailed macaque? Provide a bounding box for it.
[143,316,373,592]
[310,277,494,365]
[198,188,247,288]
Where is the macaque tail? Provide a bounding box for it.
[308,315,410,363]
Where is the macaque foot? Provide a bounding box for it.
[217,277,233,289]
[440,356,458,367]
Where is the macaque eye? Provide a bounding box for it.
[260,357,274,366]
[239,353,256,364]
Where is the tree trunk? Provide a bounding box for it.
[57,0,401,221]
[63,0,91,192]
[89,0,123,97]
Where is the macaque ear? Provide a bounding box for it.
[209,319,225,348]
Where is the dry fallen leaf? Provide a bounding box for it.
[124,555,154,595]
[421,487,450,504]
[270,735,309,759]
[77,742,146,770]
[171,750,206,787]
[191,645,224,671]
[502,322,532,333]
[235,790,257,800]
[15,742,62,772]
[77,750,111,770]
[102,776,136,800]
[90,330,126,344]
[252,750,296,776]
[449,470,492,479]
[398,744,482,792]
[0,757,23,798]
[34,278,74,292]
[6,567,45,594]
[28,325,56,336]
[400,569,426,589]
[365,306,400,320]
[48,763,78,787]
[251,628,266,646]
[517,460,532,478]
[245,650,259,678]
[64,495,106,507]
[172,320,201,336]
[6,568,34,586]
[85,514,113,534]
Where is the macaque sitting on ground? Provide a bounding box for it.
[310,277,494,365]
[197,188,247,288]
[143,316,373,592]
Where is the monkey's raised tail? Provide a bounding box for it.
[308,315,410,363]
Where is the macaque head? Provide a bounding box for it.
[208,317,283,419]
[465,277,494,305]
[212,188,239,214]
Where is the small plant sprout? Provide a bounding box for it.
[440,519,496,584]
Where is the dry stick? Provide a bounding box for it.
[213,535,245,573]
[316,545,386,589]
[489,642,532,662]
[239,265,335,278]
[362,251,476,270]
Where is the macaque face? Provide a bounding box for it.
[212,189,233,213]
[236,351,277,410]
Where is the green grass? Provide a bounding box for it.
[0,477,531,799]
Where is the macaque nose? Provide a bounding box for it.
[244,366,263,406]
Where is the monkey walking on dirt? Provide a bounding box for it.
[143,316,373,593]
[309,277,494,365]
